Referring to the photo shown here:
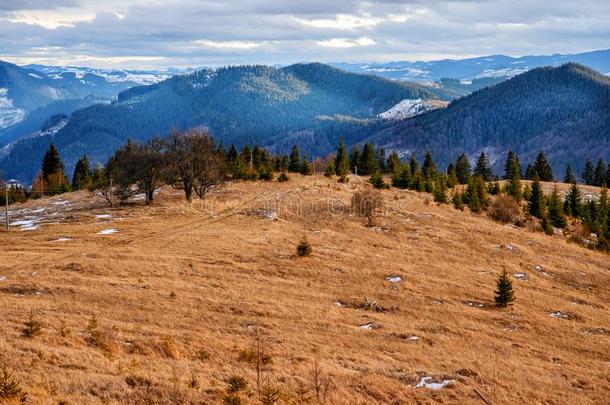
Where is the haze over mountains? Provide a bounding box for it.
[1,49,609,183]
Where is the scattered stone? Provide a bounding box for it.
[513,272,527,280]
[466,301,485,308]
[96,214,112,219]
[53,237,73,242]
[549,311,574,320]
[97,228,118,235]
[580,327,609,336]
[360,322,374,330]
[415,377,454,390]
[407,336,419,341]
[385,275,402,283]
[334,301,347,308]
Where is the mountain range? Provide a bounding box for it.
[367,63,610,177]
[0,53,609,184]
[332,48,610,82]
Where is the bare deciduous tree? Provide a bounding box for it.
[165,128,225,202]
[352,188,383,227]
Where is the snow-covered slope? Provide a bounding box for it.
[25,64,173,86]
[0,88,26,129]
[378,98,447,120]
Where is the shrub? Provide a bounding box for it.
[489,195,521,223]
[352,188,383,227]
[370,173,389,189]
[21,310,42,338]
[277,172,289,182]
[0,365,27,403]
[297,237,312,257]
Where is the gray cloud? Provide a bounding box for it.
[0,0,608,69]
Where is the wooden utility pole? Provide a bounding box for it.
[4,183,8,231]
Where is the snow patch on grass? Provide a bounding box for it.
[415,377,454,390]
[97,228,118,235]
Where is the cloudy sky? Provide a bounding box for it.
[1,0,609,69]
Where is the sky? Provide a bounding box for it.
[0,0,609,70]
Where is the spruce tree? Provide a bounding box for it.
[289,145,301,172]
[582,158,594,185]
[41,143,64,182]
[455,153,471,185]
[503,150,521,180]
[446,164,458,188]
[422,150,437,178]
[358,143,378,176]
[72,155,91,190]
[409,155,419,177]
[564,163,576,184]
[504,173,522,201]
[324,159,335,177]
[547,185,567,229]
[527,175,545,218]
[394,163,411,189]
[533,150,553,181]
[563,182,582,217]
[452,191,464,211]
[335,139,350,177]
[386,151,401,178]
[296,236,312,257]
[593,159,607,187]
[606,163,610,188]
[474,151,494,181]
[349,146,360,174]
[299,155,313,175]
[524,164,534,180]
[494,269,515,307]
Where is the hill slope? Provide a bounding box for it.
[0,63,443,182]
[0,175,608,403]
[368,63,610,175]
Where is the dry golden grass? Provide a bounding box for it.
[0,175,608,404]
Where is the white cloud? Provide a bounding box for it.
[294,14,383,30]
[317,37,375,48]
[195,39,266,49]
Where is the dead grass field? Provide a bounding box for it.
[0,175,608,404]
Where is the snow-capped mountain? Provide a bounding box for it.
[0,88,26,129]
[378,98,447,120]
[333,49,610,82]
[24,64,173,86]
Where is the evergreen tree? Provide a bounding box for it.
[393,163,411,189]
[494,269,515,307]
[524,164,535,180]
[564,163,576,184]
[71,155,91,190]
[582,158,594,185]
[474,151,494,181]
[446,164,458,188]
[358,143,378,176]
[386,151,401,178]
[593,159,607,187]
[606,164,610,188]
[465,175,489,213]
[288,145,301,172]
[370,172,389,189]
[503,150,521,180]
[349,146,360,174]
[324,159,335,177]
[533,150,553,181]
[527,175,545,219]
[409,155,419,177]
[452,191,464,211]
[433,174,448,203]
[563,182,582,217]
[299,154,313,175]
[504,173,522,201]
[296,236,312,257]
[422,150,437,178]
[455,153,471,184]
[41,143,64,182]
[376,148,386,173]
[38,142,69,195]
[547,185,567,229]
[335,139,350,177]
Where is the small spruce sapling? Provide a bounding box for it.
[494,269,516,307]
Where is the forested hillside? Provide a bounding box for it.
[0,63,443,182]
[368,63,610,176]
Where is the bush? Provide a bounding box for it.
[277,172,289,182]
[489,195,521,223]
[297,237,312,257]
[0,365,27,402]
[370,173,389,189]
[352,188,383,227]
[21,310,42,338]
